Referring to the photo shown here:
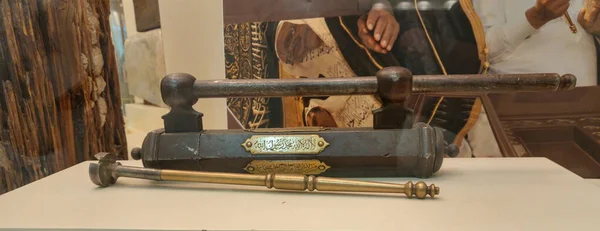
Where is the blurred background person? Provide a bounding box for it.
[474,0,600,86]
[466,0,600,158]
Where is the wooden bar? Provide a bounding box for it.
[222,0,371,24]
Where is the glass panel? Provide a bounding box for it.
[0,0,128,194]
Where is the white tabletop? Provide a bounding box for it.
[1,158,600,231]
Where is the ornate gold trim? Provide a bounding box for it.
[443,1,491,146]
[581,117,600,122]
[243,160,331,175]
[546,119,576,125]
[583,126,600,130]
[459,0,490,74]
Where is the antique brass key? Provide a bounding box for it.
[90,153,440,199]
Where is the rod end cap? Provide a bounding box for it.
[89,153,119,187]
[559,74,577,90]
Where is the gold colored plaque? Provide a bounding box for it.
[242,134,329,155]
[243,160,331,175]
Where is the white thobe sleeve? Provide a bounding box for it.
[472,0,537,63]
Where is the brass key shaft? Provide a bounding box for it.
[90,153,439,199]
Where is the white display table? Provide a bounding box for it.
[1,158,600,231]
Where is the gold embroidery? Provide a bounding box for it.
[459,0,490,74]
[225,22,271,129]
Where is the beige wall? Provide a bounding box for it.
[122,0,227,130]
[122,0,137,38]
[159,0,226,129]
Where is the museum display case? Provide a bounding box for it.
[2,1,600,230]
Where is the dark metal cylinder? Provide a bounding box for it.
[194,77,378,98]
[413,73,576,93]
[192,73,576,98]
[114,166,162,181]
[137,122,448,178]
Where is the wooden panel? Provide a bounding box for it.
[512,126,600,178]
[222,0,371,24]
[0,0,127,194]
[487,86,600,119]
[483,86,600,178]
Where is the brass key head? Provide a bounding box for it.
[89,152,120,187]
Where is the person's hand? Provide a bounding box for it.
[526,0,570,29]
[357,8,399,54]
[578,2,600,36]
